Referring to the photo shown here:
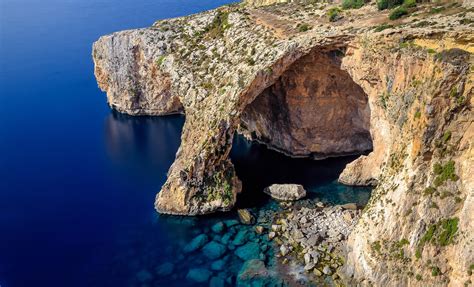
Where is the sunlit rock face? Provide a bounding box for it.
[93,3,474,285]
[240,50,372,159]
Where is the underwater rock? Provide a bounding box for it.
[136,270,153,283]
[211,222,226,233]
[225,219,240,228]
[211,259,226,271]
[232,230,249,246]
[221,232,233,245]
[264,184,306,201]
[186,268,212,283]
[237,259,274,286]
[237,209,255,225]
[183,234,209,253]
[235,242,260,261]
[210,276,225,287]
[203,241,227,260]
[155,262,174,276]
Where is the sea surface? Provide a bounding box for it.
[0,0,371,286]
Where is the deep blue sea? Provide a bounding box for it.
[0,1,371,286]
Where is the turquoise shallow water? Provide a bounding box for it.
[0,0,371,286]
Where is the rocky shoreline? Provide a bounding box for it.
[269,200,362,285]
[129,196,364,287]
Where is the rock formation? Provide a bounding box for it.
[93,1,473,285]
[264,184,307,201]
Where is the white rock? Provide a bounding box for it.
[264,184,306,201]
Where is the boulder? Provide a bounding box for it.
[211,259,226,271]
[136,270,153,283]
[235,242,260,261]
[237,209,255,225]
[184,234,209,253]
[232,230,249,246]
[264,184,306,201]
[268,232,276,240]
[237,259,269,284]
[210,276,225,287]
[211,222,226,233]
[155,262,174,276]
[340,203,358,210]
[323,265,332,275]
[186,268,212,283]
[224,219,240,227]
[203,241,227,259]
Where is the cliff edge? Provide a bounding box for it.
[93,1,473,285]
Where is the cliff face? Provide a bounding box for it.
[240,49,372,159]
[93,1,473,285]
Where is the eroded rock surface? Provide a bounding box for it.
[264,184,306,201]
[240,50,372,158]
[93,1,473,285]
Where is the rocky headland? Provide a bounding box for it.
[93,0,473,285]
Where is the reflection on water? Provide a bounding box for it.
[96,112,371,287]
[104,111,184,172]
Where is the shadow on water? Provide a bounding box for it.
[231,136,372,208]
[104,110,185,179]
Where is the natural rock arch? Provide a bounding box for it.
[239,49,372,160]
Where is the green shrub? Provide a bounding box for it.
[438,218,458,246]
[205,10,231,39]
[374,23,394,32]
[416,218,459,257]
[431,266,441,276]
[403,0,416,8]
[415,274,422,281]
[414,110,421,119]
[156,55,166,66]
[377,0,403,10]
[433,161,458,187]
[298,23,312,32]
[430,6,446,14]
[442,131,451,143]
[389,7,408,20]
[327,7,342,22]
[371,241,382,253]
[342,0,365,9]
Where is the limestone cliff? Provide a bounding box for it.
[93,1,473,285]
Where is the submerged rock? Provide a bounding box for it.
[264,184,306,201]
[186,268,212,283]
[232,230,249,246]
[155,262,174,276]
[211,222,226,233]
[224,219,240,228]
[211,259,226,271]
[235,242,260,261]
[237,259,276,287]
[203,241,227,260]
[136,270,153,283]
[210,276,225,287]
[184,234,209,253]
[237,209,255,225]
